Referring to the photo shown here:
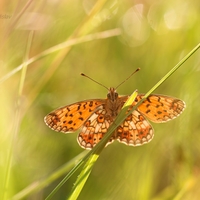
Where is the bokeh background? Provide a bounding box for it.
[1,0,200,199]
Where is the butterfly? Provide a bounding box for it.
[44,72,185,150]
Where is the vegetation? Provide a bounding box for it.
[1,0,200,199]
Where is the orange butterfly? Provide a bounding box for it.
[44,71,185,150]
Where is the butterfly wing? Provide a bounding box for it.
[116,110,154,146]
[136,95,186,123]
[44,99,104,133]
[78,105,114,150]
[116,94,185,146]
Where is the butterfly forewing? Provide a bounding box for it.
[44,99,104,133]
[136,95,186,123]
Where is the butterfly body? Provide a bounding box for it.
[44,88,185,150]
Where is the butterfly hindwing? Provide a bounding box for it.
[116,110,154,146]
[78,105,114,149]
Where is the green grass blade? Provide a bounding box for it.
[145,42,200,98]
[67,91,138,200]
[67,154,99,200]
[3,31,34,200]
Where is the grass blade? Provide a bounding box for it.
[67,91,138,200]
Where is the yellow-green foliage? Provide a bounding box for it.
[1,0,200,199]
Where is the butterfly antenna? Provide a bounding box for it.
[115,68,140,89]
[81,73,109,90]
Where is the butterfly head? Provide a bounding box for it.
[107,87,118,102]
[81,69,140,103]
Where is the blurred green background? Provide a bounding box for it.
[1,0,200,199]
